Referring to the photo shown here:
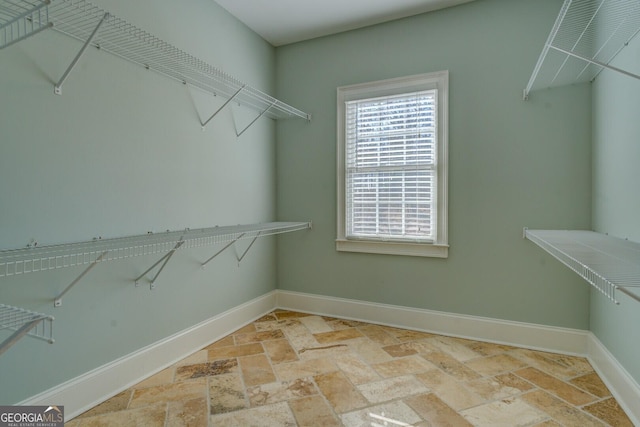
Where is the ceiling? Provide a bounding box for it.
[214,0,477,46]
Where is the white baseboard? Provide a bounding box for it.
[276,290,589,355]
[587,333,640,426]
[18,291,277,420]
[17,288,640,426]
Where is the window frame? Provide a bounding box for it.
[336,71,449,258]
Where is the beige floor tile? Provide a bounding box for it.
[239,353,277,386]
[210,401,297,426]
[465,372,534,401]
[248,377,317,406]
[509,348,587,379]
[357,375,429,403]
[129,378,207,409]
[569,371,612,398]
[372,354,436,377]
[583,397,634,427]
[340,401,422,427]
[405,392,474,426]
[520,390,606,427]
[460,397,548,426]
[298,315,334,333]
[347,337,394,364]
[382,340,437,357]
[314,328,364,344]
[273,356,337,381]
[416,369,484,410]
[75,310,629,427]
[76,403,167,427]
[289,395,342,427]
[166,397,208,427]
[263,338,299,364]
[357,324,399,346]
[335,354,382,385]
[314,370,369,413]
[235,329,285,344]
[133,366,175,389]
[381,326,437,342]
[515,367,598,406]
[209,374,248,415]
[175,358,239,381]
[75,390,132,419]
[208,342,264,360]
[175,349,208,367]
[420,351,482,381]
[426,336,483,362]
[464,353,528,376]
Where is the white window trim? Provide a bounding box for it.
[336,71,449,258]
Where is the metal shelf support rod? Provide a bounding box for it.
[54,11,108,95]
[201,84,246,129]
[53,250,108,307]
[237,232,260,265]
[236,101,277,137]
[134,238,184,289]
[0,319,44,356]
[201,233,245,268]
[548,45,640,82]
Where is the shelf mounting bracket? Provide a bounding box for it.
[54,11,108,95]
[236,101,277,137]
[201,85,246,129]
[53,250,108,307]
[134,238,184,289]
[236,232,261,266]
[201,233,246,268]
[0,319,45,356]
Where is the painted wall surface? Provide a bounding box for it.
[591,34,640,384]
[275,0,593,328]
[0,0,278,403]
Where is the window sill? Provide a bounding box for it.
[335,239,449,258]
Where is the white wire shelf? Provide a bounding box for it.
[524,229,640,304]
[0,0,51,49]
[524,0,640,99]
[0,304,54,356]
[0,221,311,278]
[0,0,310,122]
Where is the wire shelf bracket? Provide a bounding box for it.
[1,222,312,303]
[134,237,185,289]
[523,228,640,304]
[524,0,640,100]
[0,0,311,123]
[236,231,261,266]
[53,10,107,95]
[0,304,54,356]
[0,0,52,49]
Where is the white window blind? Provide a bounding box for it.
[345,90,437,242]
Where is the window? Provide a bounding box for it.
[336,71,448,257]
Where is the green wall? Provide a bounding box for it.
[591,33,640,383]
[275,0,592,328]
[0,0,279,403]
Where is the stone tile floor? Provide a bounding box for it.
[67,310,633,426]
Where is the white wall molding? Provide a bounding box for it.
[586,333,640,426]
[276,290,589,355]
[19,291,277,420]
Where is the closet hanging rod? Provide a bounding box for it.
[45,0,311,120]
